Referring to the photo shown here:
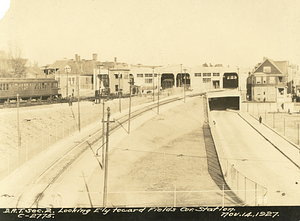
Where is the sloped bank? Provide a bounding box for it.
[79,96,243,207]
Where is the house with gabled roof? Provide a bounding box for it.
[49,54,99,98]
[247,57,292,102]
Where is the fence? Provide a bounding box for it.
[66,189,245,208]
[204,96,268,206]
[0,87,186,182]
[246,102,300,146]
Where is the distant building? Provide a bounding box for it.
[247,57,293,102]
[49,54,98,98]
[25,62,46,78]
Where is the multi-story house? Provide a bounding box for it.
[247,57,293,102]
[49,54,98,98]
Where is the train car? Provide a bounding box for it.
[0,78,60,103]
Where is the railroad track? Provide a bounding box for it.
[15,93,204,208]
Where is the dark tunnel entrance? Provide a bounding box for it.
[209,97,240,110]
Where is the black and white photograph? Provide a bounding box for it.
[0,0,300,220]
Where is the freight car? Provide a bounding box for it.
[0,78,61,103]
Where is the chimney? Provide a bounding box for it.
[93,54,98,61]
[114,57,117,63]
[75,54,79,62]
[78,55,81,61]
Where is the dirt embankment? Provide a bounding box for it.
[0,102,102,155]
[82,97,230,207]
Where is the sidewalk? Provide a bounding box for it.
[238,112,300,169]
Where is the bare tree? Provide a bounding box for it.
[0,50,12,78]
[0,41,27,78]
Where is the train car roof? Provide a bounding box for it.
[0,78,58,82]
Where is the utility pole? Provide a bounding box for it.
[157,73,160,114]
[180,64,183,88]
[103,107,115,207]
[183,68,187,103]
[102,99,105,166]
[118,73,121,113]
[152,67,155,102]
[65,67,70,98]
[77,70,81,132]
[17,94,21,147]
[128,84,132,134]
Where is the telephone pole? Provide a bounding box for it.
[17,94,21,147]
[183,68,187,103]
[103,107,115,207]
[77,70,81,132]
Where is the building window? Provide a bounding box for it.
[278,88,284,95]
[203,73,211,77]
[256,77,261,84]
[194,73,201,77]
[154,73,157,77]
[262,77,267,84]
[115,85,119,92]
[137,74,143,77]
[269,77,275,84]
[278,77,283,82]
[213,73,220,76]
[263,66,271,73]
[145,73,153,77]
[124,73,128,79]
[203,78,211,83]
[145,78,153,83]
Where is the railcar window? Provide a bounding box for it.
[0,84,2,90]
[35,83,41,89]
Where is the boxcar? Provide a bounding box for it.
[0,78,60,102]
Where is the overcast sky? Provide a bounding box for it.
[0,0,299,68]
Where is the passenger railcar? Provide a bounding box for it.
[0,78,60,103]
